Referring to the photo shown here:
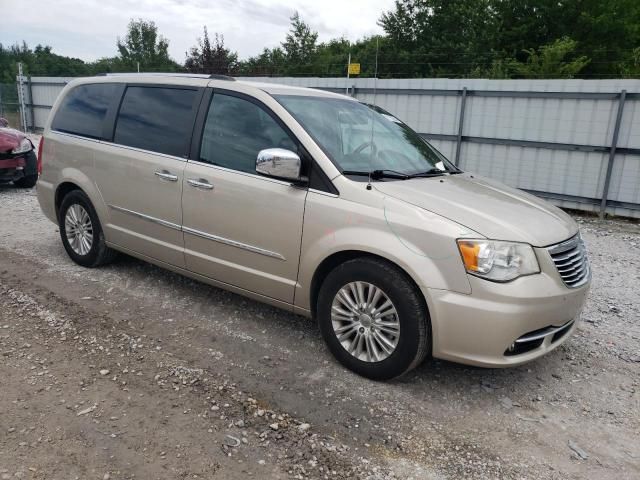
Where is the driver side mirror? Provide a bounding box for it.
[256,148,302,181]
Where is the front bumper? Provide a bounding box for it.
[425,247,590,367]
[0,151,36,183]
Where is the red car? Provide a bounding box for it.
[0,118,38,188]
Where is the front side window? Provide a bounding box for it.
[114,86,197,157]
[199,93,296,174]
[52,83,120,139]
[275,95,457,176]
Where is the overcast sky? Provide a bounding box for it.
[1,0,396,63]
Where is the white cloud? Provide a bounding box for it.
[0,0,395,62]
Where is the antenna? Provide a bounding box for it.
[367,37,380,191]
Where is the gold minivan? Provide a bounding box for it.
[37,74,591,379]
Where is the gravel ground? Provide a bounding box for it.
[0,184,638,480]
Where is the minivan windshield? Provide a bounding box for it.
[275,95,459,178]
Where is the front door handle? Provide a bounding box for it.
[155,170,178,182]
[187,178,214,190]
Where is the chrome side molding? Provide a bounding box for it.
[108,205,285,260]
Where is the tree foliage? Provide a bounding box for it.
[1,3,640,80]
[281,11,318,65]
[185,27,238,74]
[116,19,179,72]
[513,37,591,79]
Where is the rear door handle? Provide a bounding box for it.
[187,178,214,190]
[155,170,178,182]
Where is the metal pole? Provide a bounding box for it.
[17,62,27,133]
[454,87,467,166]
[599,89,626,218]
[345,53,350,95]
[27,76,35,132]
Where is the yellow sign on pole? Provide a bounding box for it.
[348,63,361,75]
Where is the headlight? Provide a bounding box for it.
[11,138,33,155]
[457,239,540,282]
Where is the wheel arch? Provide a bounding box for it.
[55,181,83,219]
[309,250,427,320]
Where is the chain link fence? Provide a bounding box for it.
[0,82,23,130]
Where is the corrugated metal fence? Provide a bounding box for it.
[16,75,640,218]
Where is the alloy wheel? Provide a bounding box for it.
[330,281,400,362]
[64,204,94,256]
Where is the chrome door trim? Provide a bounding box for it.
[109,204,285,260]
[100,140,188,163]
[183,226,286,260]
[51,130,102,144]
[108,204,182,231]
[187,159,296,187]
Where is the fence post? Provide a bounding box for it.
[454,87,467,166]
[599,89,626,218]
[27,76,35,133]
[16,62,28,133]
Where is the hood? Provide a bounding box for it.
[373,173,577,247]
[0,127,26,153]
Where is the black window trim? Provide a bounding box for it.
[190,87,338,195]
[108,83,205,159]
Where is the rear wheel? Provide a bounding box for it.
[317,257,430,380]
[58,190,117,267]
[14,174,37,188]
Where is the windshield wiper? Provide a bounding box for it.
[342,169,410,180]
[407,168,449,177]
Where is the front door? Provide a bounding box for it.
[181,91,307,303]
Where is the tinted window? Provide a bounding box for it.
[52,83,120,139]
[114,86,197,157]
[200,93,296,173]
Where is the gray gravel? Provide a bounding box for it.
[0,185,638,479]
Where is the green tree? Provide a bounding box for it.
[379,0,497,77]
[281,11,318,70]
[513,37,590,78]
[116,19,179,72]
[185,27,238,74]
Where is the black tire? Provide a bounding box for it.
[317,257,431,380]
[14,174,37,188]
[58,190,117,267]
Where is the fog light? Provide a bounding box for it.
[507,343,515,353]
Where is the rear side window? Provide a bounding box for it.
[114,86,197,157]
[52,83,120,139]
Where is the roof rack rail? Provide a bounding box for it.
[209,74,236,81]
[102,73,210,78]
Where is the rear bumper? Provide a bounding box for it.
[36,179,58,224]
[425,259,590,367]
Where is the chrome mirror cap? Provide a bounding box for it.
[256,148,301,181]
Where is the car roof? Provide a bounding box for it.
[80,73,354,101]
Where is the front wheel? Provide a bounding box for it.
[317,257,431,380]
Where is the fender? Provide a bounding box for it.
[295,191,477,312]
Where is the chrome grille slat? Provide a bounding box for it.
[551,249,582,262]
[560,263,587,276]
[548,235,590,288]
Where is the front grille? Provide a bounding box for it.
[548,235,590,288]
